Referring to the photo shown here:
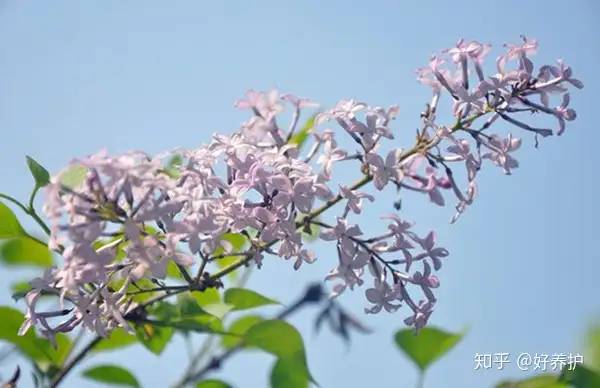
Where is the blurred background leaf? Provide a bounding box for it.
[221,315,263,350]
[270,357,309,388]
[288,112,319,153]
[223,288,279,311]
[195,380,233,388]
[243,319,316,387]
[393,326,465,372]
[82,364,141,388]
[0,236,52,267]
[494,374,567,388]
[558,364,600,387]
[0,202,26,239]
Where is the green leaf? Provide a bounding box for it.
[559,364,600,388]
[295,214,320,243]
[270,357,309,388]
[159,154,183,178]
[202,303,234,319]
[196,380,233,388]
[224,288,279,311]
[583,322,600,372]
[194,288,221,306]
[109,277,155,303]
[1,237,53,267]
[393,327,465,371]
[59,164,88,189]
[47,334,71,366]
[149,298,225,335]
[214,233,249,280]
[288,112,319,152]
[178,294,210,317]
[166,260,185,280]
[135,324,173,356]
[0,307,70,366]
[243,320,316,385]
[167,154,183,167]
[222,315,263,349]
[162,317,225,334]
[26,156,50,188]
[150,301,180,320]
[82,365,140,388]
[11,281,32,301]
[93,328,138,352]
[0,202,26,239]
[495,374,567,388]
[159,167,181,179]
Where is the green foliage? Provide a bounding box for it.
[495,374,568,388]
[393,327,465,372]
[0,307,71,369]
[0,201,26,238]
[93,237,127,263]
[221,315,263,349]
[93,328,138,353]
[224,288,279,311]
[295,214,320,243]
[214,233,249,280]
[82,365,141,388]
[270,357,309,388]
[132,297,233,356]
[583,322,600,372]
[10,281,32,301]
[288,113,319,153]
[194,287,221,306]
[58,164,88,188]
[159,154,183,179]
[135,324,174,356]
[0,236,53,267]
[26,156,51,188]
[196,380,233,388]
[110,277,156,303]
[175,296,227,332]
[243,319,316,387]
[558,364,600,387]
[166,260,186,280]
[201,302,234,319]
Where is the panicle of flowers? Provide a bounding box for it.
[19,35,583,344]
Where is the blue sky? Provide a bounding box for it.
[0,1,598,387]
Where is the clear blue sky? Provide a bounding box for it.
[0,1,598,387]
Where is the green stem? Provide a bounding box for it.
[61,328,86,366]
[47,336,102,388]
[0,193,29,214]
[172,267,253,388]
[0,191,56,250]
[48,290,187,388]
[28,186,39,214]
[0,190,52,237]
[416,371,425,388]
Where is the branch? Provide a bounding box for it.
[48,289,187,388]
[182,283,325,386]
[44,108,490,387]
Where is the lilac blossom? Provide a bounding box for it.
[16,36,583,345]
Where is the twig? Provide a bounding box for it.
[48,289,187,388]
[184,283,325,385]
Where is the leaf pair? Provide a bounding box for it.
[0,307,71,377]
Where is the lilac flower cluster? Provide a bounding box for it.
[19,36,582,345]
